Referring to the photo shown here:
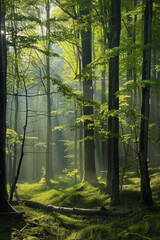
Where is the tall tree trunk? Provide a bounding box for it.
[79,66,83,182]
[98,0,108,178]
[133,0,139,176]
[80,2,97,184]
[12,46,19,188]
[107,0,121,206]
[93,33,102,176]
[139,0,153,206]
[101,35,107,178]
[0,0,14,212]
[45,0,53,184]
[74,98,78,183]
[76,32,83,181]
[126,0,136,171]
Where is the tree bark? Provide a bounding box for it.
[139,0,153,206]
[101,35,107,178]
[45,0,54,184]
[107,0,121,206]
[80,3,97,184]
[78,45,83,182]
[74,98,78,183]
[12,45,19,189]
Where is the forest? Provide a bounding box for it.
[0,0,160,239]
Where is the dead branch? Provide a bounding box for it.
[12,200,134,217]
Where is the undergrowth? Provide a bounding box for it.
[0,169,160,240]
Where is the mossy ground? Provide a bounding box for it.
[1,169,160,240]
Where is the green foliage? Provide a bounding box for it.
[49,75,100,108]
[6,128,22,157]
[117,79,160,97]
[62,168,78,178]
[6,128,21,145]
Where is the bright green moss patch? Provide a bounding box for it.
[17,181,108,209]
[66,225,113,240]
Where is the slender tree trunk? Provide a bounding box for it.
[98,0,108,178]
[139,0,153,206]
[93,33,102,176]
[101,35,107,178]
[133,0,139,176]
[79,80,83,182]
[45,0,53,184]
[74,98,78,183]
[133,0,137,108]
[107,0,121,206]
[77,33,83,181]
[0,0,14,212]
[80,3,97,184]
[9,94,14,187]
[12,46,19,188]
[125,0,135,166]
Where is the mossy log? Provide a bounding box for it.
[12,200,133,217]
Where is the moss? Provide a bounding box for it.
[13,206,70,239]
[10,170,160,240]
[141,214,160,235]
[117,230,152,240]
[67,225,113,240]
[17,181,108,209]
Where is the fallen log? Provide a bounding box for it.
[11,200,134,217]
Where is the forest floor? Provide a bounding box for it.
[0,168,160,240]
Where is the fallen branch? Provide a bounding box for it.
[12,200,134,217]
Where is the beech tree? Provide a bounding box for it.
[107,0,121,205]
[80,0,97,184]
[45,0,54,184]
[139,0,153,206]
